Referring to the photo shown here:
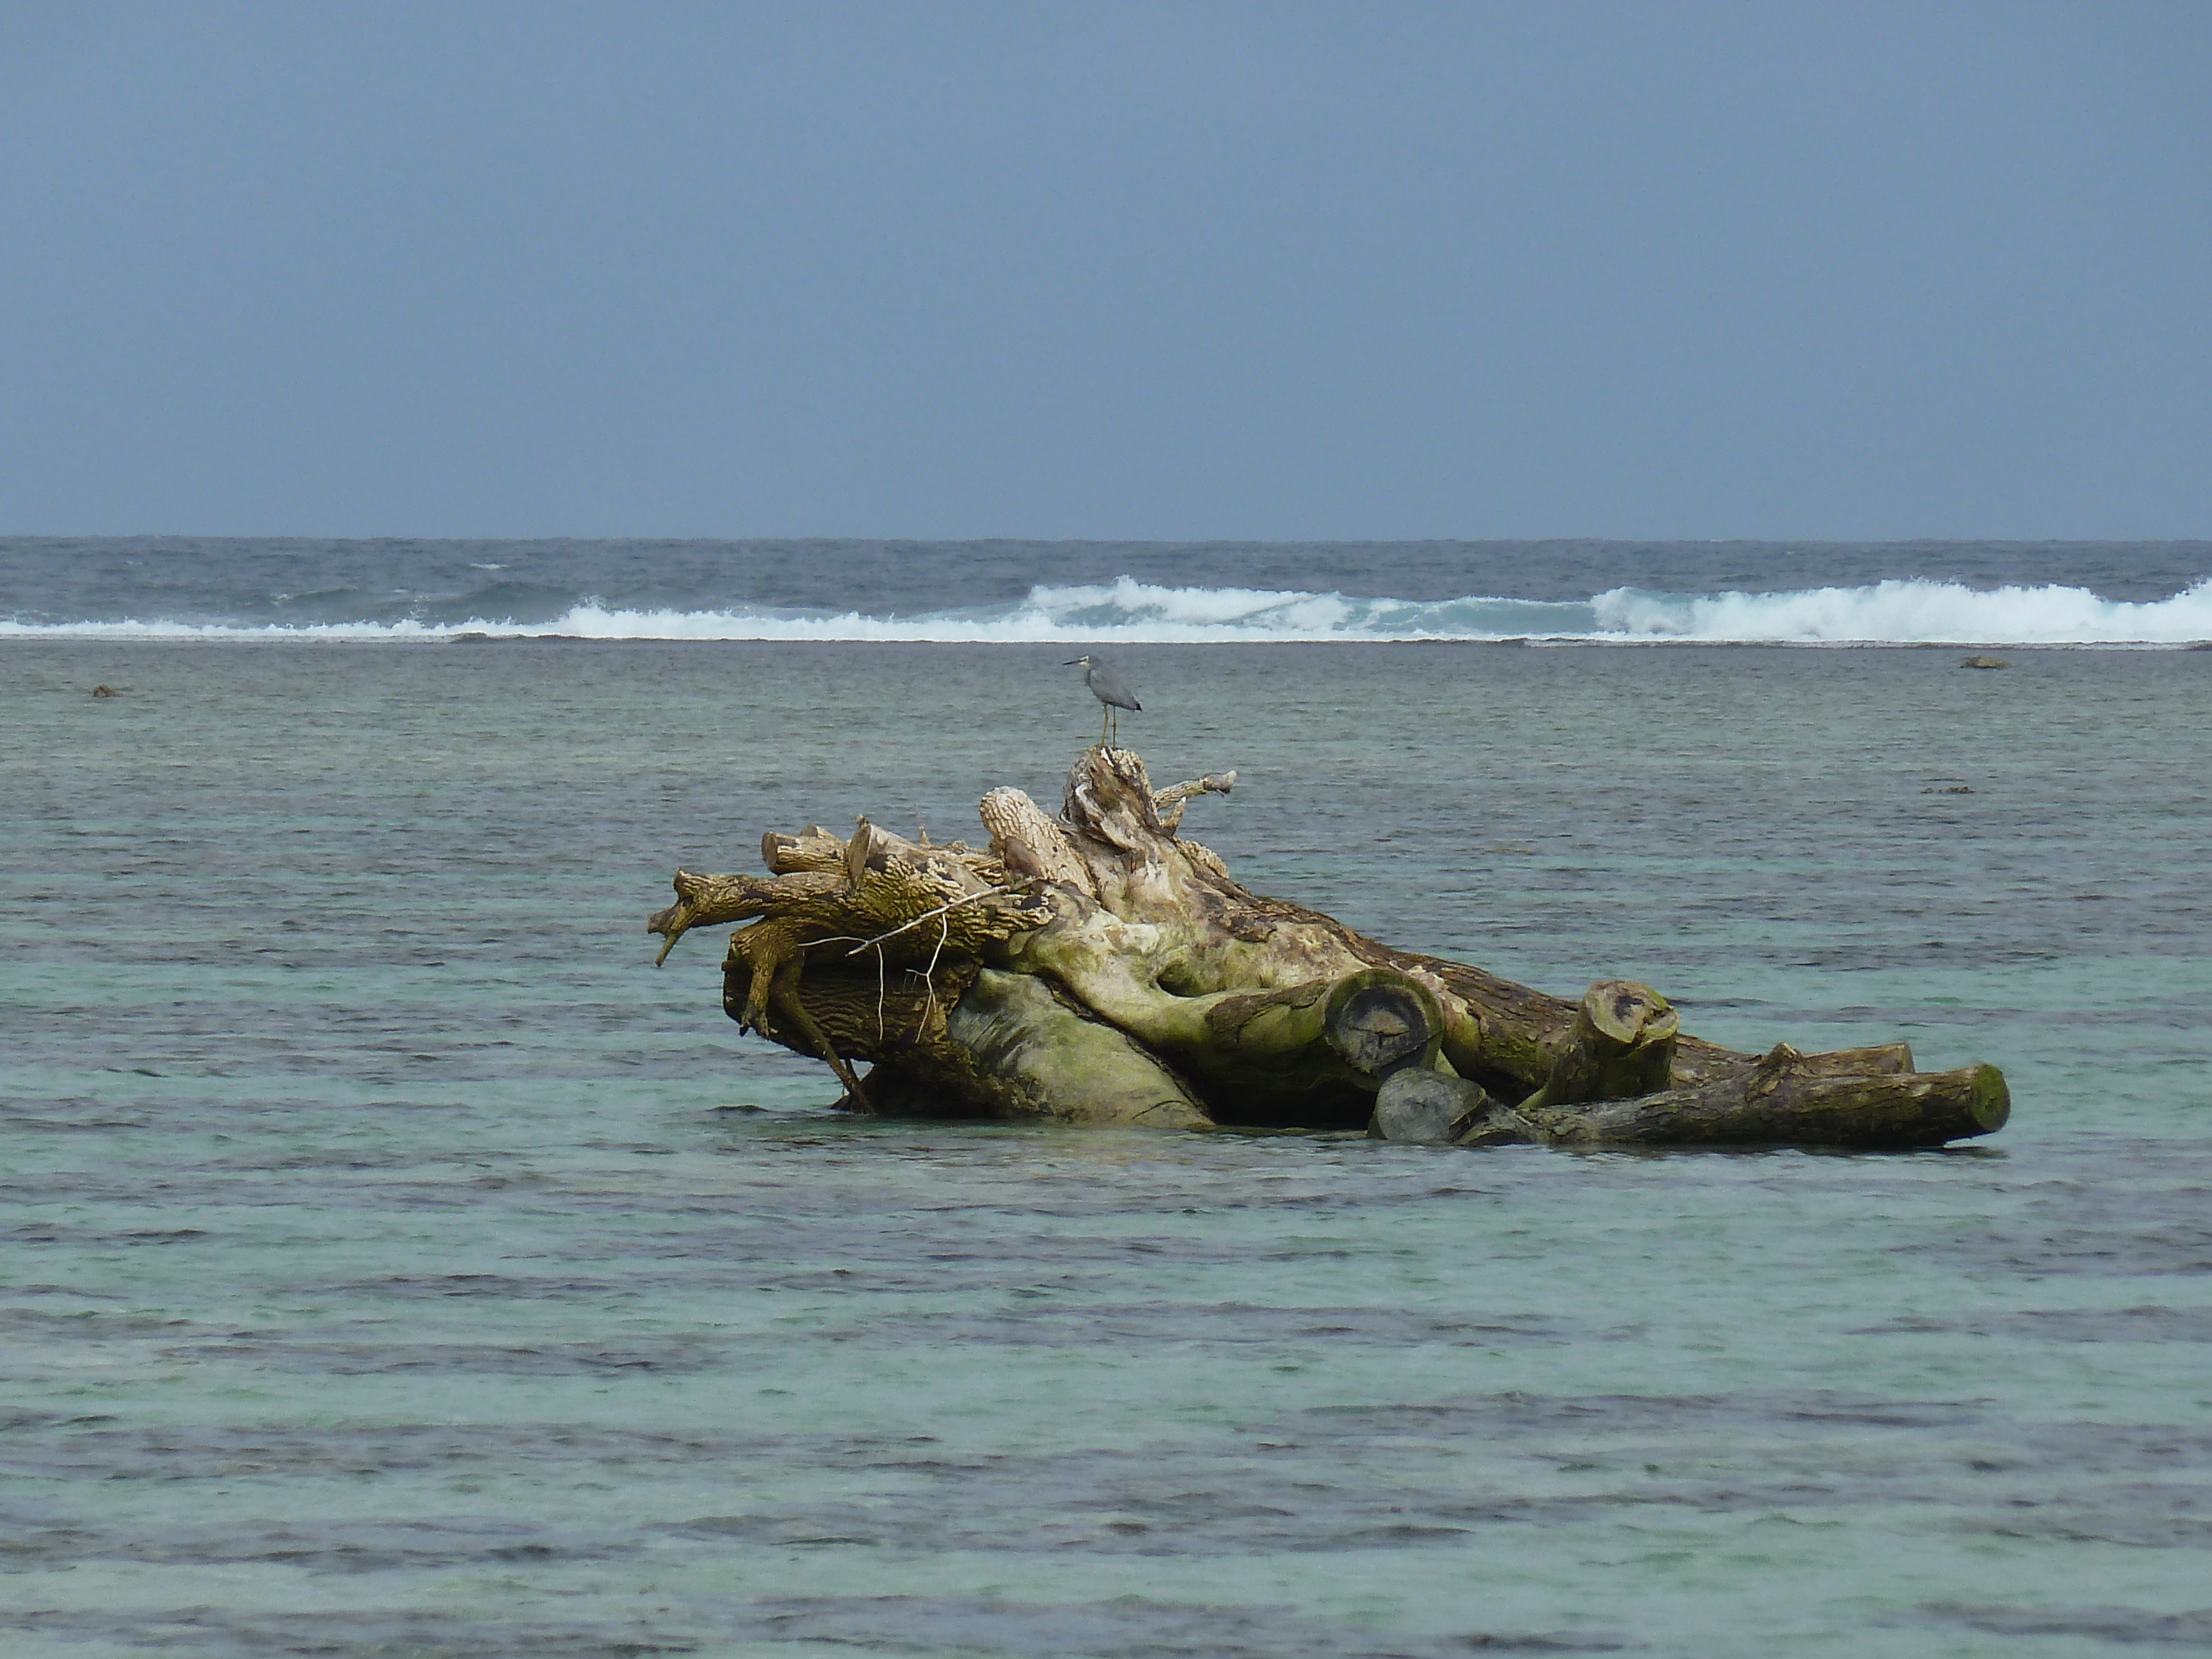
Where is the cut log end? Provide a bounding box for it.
[1371,1068,1490,1144]
[1587,979,1676,1048]
[1520,978,1678,1113]
[1324,969,1442,1076]
[1969,1063,2011,1134]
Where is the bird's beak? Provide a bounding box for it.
[1062,658,1084,666]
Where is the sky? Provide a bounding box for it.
[1,1,2206,540]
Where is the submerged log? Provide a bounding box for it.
[1470,1047,2009,1150]
[1372,1068,1492,1145]
[650,744,2010,1150]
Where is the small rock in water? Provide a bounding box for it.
[1921,784,1975,795]
[91,684,119,697]
[1960,654,2008,670]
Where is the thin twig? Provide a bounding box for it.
[841,886,1013,957]
[919,914,950,1032]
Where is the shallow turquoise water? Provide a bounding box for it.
[4,640,2209,1656]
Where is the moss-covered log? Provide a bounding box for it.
[650,744,2010,1150]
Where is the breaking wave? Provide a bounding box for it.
[6,574,2210,645]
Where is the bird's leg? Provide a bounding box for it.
[1100,706,1111,748]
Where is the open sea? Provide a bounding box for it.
[4,538,2210,1657]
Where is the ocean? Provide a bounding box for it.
[7,535,2212,644]
[4,538,2210,1656]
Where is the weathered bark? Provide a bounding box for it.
[650,743,2010,1150]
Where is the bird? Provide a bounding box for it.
[1064,654,1140,748]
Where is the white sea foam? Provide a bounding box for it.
[5,574,2209,645]
[1591,577,2212,644]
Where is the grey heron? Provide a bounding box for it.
[1064,654,1140,748]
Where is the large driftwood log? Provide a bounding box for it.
[650,745,2011,1150]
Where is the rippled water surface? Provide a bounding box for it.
[4,639,2210,1656]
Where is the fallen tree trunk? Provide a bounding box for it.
[649,744,2010,1150]
[1470,1045,2008,1150]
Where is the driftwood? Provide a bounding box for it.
[650,745,2010,1150]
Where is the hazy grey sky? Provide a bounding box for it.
[2,1,2206,539]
